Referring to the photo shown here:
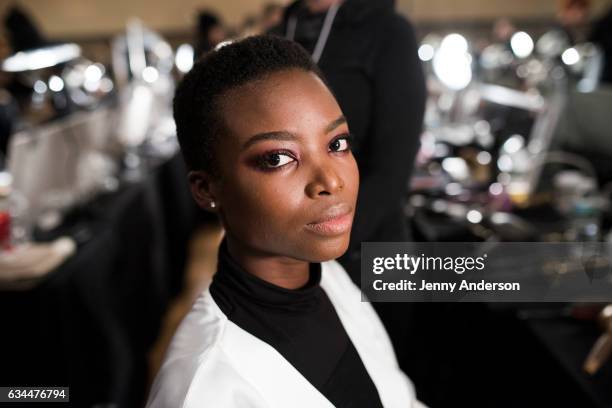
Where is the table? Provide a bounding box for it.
[0,152,202,407]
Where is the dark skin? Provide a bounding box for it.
[189,69,359,289]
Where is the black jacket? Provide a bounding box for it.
[274,0,426,280]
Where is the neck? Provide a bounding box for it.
[225,236,310,290]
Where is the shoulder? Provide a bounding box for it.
[145,291,267,408]
[374,12,418,53]
[347,10,417,72]
[354,6,415,40]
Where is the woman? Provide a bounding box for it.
[146,35,420,408]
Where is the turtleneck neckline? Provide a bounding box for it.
[213,239,323,313]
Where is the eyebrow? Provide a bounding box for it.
[242,115,347,151]
[242,131,296,151]
[325,115,347,133]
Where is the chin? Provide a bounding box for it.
[302,234,350,263]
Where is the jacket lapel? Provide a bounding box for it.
[220,311,335,408]
[320,261,416,408]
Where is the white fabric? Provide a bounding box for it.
[146,260,419,408]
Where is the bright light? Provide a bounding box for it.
[510,31,534,58]
[474,120,491,136]
[433,33,472,90]
[175,44,194,73]
[142,66,159,83]
[497,155,513,172]
[445,182,463,196]
[100,78,114,93]
[84,64,103,82]
[561,47,580,65]
[48,75,64,92]
[467,209,483,224]
[84,80,99,92]
[1,43,81,72]
[489,182,503,196]
[153,42,173,59]
[33,80,47,94]
[476,151,492,165]
[503,135,524,154]
[443,34,468,53]
[0,171,12,191]
[442,157,469,180]
[83,64,104,92]
[418,44,435,61]
[65,68,83,88]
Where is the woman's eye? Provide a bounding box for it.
[260,153,295,169]
[329,137,350,152]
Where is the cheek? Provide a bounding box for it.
[220,173,305,242]
[344,155,360,203]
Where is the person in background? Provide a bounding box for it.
[492,17,516,45]
[194,11,226,60]
[3,6,47,53]
[589,5,612,83]
[260,3,285,33]
[556,0,591,44]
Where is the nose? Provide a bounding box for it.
[305,160,345,198]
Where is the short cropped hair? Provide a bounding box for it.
[173,35,323,174]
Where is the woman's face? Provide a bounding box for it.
[200,69,359,262]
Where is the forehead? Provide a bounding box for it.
[218,69,343,143]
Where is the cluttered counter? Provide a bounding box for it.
[400,29,612,407]
[0,151,200,407]
[0,23,205,406]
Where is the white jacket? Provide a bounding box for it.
[146,260,420,408]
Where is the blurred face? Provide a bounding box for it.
[305,0,342,13]
[192,69,359,263]
[208,25,226,48]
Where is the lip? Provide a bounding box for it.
[305,204,353,236]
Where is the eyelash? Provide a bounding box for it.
[255,149,296,171]
[330,133,353,153]
[255,133,353,171]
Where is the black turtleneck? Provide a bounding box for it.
[209,239,383,407]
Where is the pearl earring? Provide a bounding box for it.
[210,201,216,208]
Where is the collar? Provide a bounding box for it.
[211,239,323,313]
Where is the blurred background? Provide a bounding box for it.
[0,0,611,407]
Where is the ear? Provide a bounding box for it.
[188,170,220,212]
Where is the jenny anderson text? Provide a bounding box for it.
[372,279,520,292]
